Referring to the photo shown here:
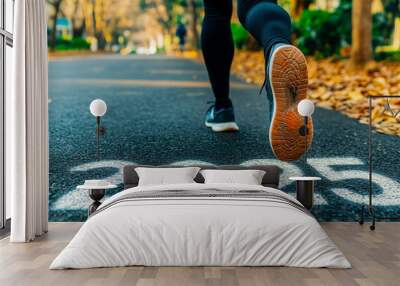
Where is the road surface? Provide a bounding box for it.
[49,54,400,222]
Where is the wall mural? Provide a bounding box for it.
[49,1,400,221]
[49,53,400,223]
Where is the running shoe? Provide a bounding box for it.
[265,44,313,161]
[205,104,239,132]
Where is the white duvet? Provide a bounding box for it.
[50,183,351,269]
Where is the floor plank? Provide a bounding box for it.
[0,222,398,286]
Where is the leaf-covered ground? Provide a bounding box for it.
[231,51,400,136]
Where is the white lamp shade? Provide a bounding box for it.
[90,99,107,117]
[297,99,315,117]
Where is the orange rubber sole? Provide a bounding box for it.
[268,45,313,162]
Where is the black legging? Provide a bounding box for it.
[201,0,291,108]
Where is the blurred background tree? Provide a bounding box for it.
[47,0,63,51]
[47,0,400,63]
[290,0,313,18]
[351,0,372,67]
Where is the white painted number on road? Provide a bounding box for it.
[309,157,400,206]
[52,157,400,210]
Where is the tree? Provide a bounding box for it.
[91,0,97,37]
[70,0,86,37]
[143,0,175,35]
[48,0,64,51]
[290,0,313,19]
[387,0,400,48]
[351,0,373,67]
[188,0,200,49]
[143,0,204,50]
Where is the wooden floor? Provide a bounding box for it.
[0,222,398,286]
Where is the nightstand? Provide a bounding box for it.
[77,180,117,216]
[289,177,321,210]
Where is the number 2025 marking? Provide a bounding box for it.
[52,157,400,210]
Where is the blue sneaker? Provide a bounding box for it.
[263,44,313,161]
[205,105,239,132]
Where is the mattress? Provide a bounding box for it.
[50,183,351,269]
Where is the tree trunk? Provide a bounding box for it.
[393,17,400,49]
[71,0,81,38]
[50,1,62,51]
[351,0,373,67]
[189,0,200,49]
[290,0,312,19]
[91,0,97,37]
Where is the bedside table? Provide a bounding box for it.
[77,180,117,216]
[289,177,321,210]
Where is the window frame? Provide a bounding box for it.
[0,0,14,231]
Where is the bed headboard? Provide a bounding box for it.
[123,165,281,189]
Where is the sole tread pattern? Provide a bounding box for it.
[269,45,313,161]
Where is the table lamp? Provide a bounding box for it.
[297,99,315,169]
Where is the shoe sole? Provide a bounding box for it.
[205,121,239,132]
[268,45,313,161]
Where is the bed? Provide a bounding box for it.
[50,165,350,269]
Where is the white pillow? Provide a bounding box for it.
[200,169,266,185]
[136,167,200,186]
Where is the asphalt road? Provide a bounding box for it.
[49,54,400,222]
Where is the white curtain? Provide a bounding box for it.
[7,0,49,242]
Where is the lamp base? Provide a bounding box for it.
[88,189,105,216]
